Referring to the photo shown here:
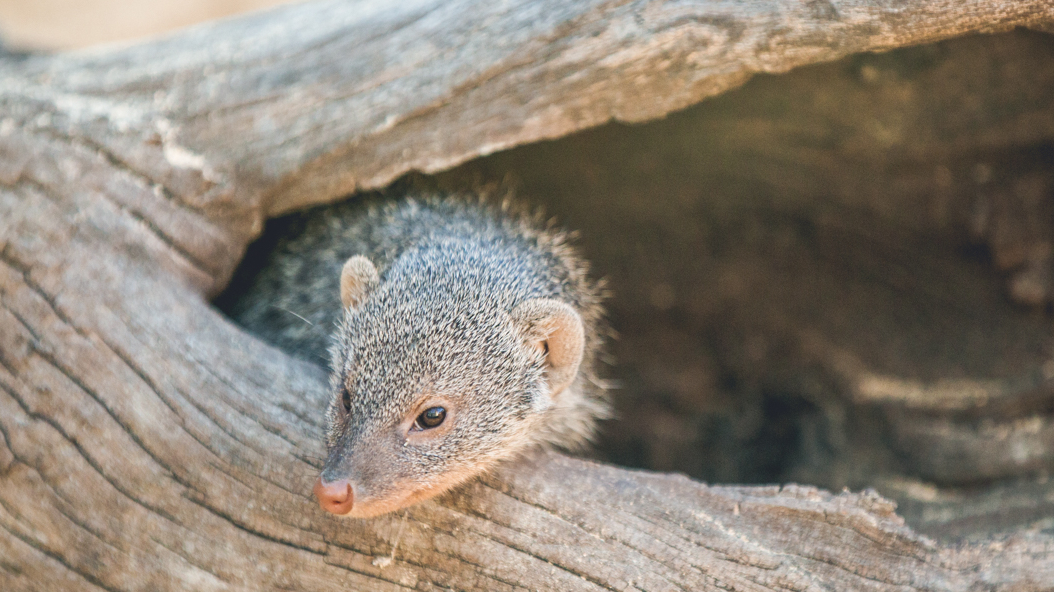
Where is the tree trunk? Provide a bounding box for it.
[2,0,1054,590]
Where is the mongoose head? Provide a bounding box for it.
[314,253,585,517]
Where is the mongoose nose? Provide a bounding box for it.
[314,477,354,515]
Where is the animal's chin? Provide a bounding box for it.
[337,471,482,518]
[338,500,406,519]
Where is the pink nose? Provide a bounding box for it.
[314,477,354,514]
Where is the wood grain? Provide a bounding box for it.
[2,0,1054,589]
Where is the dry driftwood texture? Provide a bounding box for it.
[3,0,1054,590]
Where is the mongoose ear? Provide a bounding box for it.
[510,298,585,399]
[340,255,379,311]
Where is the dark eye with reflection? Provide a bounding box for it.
[342,389,351,413]
[415,406,446,430]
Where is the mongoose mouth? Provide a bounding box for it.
[312,477,426,518]
[313,475,427,518]
[313,461,485,518]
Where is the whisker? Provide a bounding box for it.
[271,306,314,326]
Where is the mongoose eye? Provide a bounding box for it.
[341,389,351,413]
[415,406,446,429]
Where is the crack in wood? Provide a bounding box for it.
[58,131,209,215]
[191,355,310,451]
[0,522,113,592]
[19,172,217,283]
[475,477,924,590]
[146,533,233,588]
[180,492,325,556]
[1,257,331,551]
[317,553,421,591]
[0,377,187,529]
[462,483,716,589]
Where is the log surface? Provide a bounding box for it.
[2,0,1054,590]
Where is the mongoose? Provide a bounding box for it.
[230,193,608,517]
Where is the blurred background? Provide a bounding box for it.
[0,0,298,50]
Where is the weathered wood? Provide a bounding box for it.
[2,0,1054,590]
[4,0,1054,294]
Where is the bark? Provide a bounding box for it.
[2,0,1054,590]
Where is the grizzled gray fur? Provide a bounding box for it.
[230,194,608,517]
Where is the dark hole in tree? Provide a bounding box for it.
[217,29,1054,543]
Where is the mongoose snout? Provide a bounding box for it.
[230,195,610,517]
[314,477,354,514]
